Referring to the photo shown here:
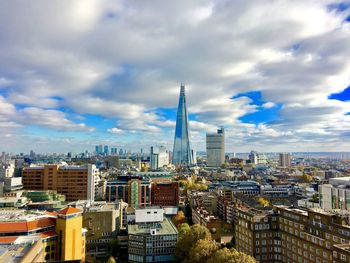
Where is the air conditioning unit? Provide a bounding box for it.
[150,229,157,236]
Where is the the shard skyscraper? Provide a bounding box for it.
[172,84,194,167]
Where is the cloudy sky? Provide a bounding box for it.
[0,0,350,154]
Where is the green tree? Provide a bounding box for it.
[206,248,257,263]
[175,224,212,262]
[178,223,191,238]
[108,238,119,259]
[185,239,219,263]
[302,173,312,183]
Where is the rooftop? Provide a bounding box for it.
[58,206,82,216]
[128,217,178,236]
[0,210,50,222]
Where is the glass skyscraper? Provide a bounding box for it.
[172,84,194,167]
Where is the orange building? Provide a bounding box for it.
[22,164,98,201]
[0,207,86,262]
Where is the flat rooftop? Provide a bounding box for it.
[0,210,49,222]
[128,217,178,236]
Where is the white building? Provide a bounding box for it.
[319,177,350,211]
[87,164,100,203]
[150,146,169,170]
[206,128,225,167]
[249,151,267,165]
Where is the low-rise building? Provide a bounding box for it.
[192,207,221,241]
[128,207,178,263]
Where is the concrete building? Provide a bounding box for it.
[22,164,99,201]
[319,177,350,211]
[206,127,225,167]
[279,153,291,167]
[150,146,169,170]
[151,182,179,207]
[0,162,15,179]
[128,207,178,262]
[249,151,267,165]
[82,202,119,261]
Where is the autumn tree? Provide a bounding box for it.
[258,197,270,207]
[206,248,257,263]
[106,256,117,263]
[178,223,191,238]
[172,211,186,227]
[185,239,219,263]
[175,224,212,262]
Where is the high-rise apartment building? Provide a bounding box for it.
[206,127,225,167]
[150,146,169,170]
[172,84,194,167]
[22,164,99,201]
[279,153,291,167]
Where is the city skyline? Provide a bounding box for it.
[0,1,350,153]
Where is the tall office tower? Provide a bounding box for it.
[150,146,170,170]
[206,127,225,167]
[279,153,291,167]
[172,84,193,167]
[95,145,99,154]
[104,145,109,155]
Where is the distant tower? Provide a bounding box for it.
[206,127,225,167]
[172,84,193,167]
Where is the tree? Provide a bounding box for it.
[206,248,257,263]
[302,173,312,183]
[178,223,191,238]
[108,238,119,259]
[172,211,186,227]
[106,256,116,263]
[258,197,270,207]
[175,224,212,262]
[185,239,219,263]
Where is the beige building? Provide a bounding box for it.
[206,128,225,167]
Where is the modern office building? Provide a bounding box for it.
[206,127,225,167]
[128,207,178,262]
[22,164,99,201]
[151,182,179,206]
[172,84,194,167]
[279,153,291,167]
[150,146,169,170]
[106,176,151,208]
[104,145,109,155]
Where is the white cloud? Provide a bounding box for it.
[0,0,349,151]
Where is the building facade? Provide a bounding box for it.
[172,84,194,167]
[22,164,99,201]
[279,153,292,167]
[150,146,169,170]
[128,208,178,263]
[206,128,225,167]
[106,176,151,208]
[151,182,179,207]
